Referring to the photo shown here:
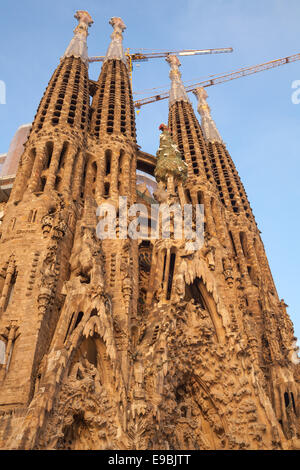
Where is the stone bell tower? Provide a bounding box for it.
[0,10,93,415]
[88,16,139,382]
[0,13,139,450]
[193,86,300,440]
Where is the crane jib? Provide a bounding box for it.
[133,52,300,108]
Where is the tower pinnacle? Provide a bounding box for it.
[193,87,223,144]
[104,17,127,64]
[166,55,190,106]
[63,10,93,66]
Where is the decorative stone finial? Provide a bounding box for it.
[193,87,223,144]
[155,124,188,183]
[104,17,127,64]
[166,55,190,106]
[63,11,93,66]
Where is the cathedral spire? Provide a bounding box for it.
[90,16,136,143]
[104,17,127,64]
[63,10,93,66]
[167,57,214,183]
[193,87,223,144]
[194,87,254,218]
[166,55,190,106]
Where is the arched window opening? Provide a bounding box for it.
[45,142,54,169]
[104,182,110,198]
[284,392,290,408]
[185,189,192,204]
[180,405,188,418]
[74,311,84,329]
[166,252,176,300]
[239,232,248,258]
[185,279,206,309]
[54,176,61,192]
[105,150,111,175]
[184,277,224,342]
[64,311,84,344]
[58,142,69,170]
[229,231,237,256]
[80,161,87,199]
[119,150,125,173]
[197,191,204,205]
[40,176,47,192]
[4,271,17,312]
[83,337,98,368]
[162,251,167,283]
[80,267,90,283]
[90,309,98,318]
[291,392,296,413]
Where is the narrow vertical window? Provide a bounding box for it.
[229,231,237,256]
[104,182,110,198]
[81,161,87,199]
[239,232,248,258]
[284,392,290,408]
[197,191,204,205]
[185,189,192,204]
[166,252,176,300]
[54,176,61,191]
[291,392,296,413]
[40,176,47,192]
[58,142,69,170]
[4,271,16,312]
[45,142,54,169]
[162,251,167,283]
[105,150,111,175]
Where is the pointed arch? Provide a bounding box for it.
[185,277,225,343]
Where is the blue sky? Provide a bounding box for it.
[1,0,299,340]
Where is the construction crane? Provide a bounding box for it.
[133,52,300,108]
[89,47,233,83]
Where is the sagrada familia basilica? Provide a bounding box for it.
[0,11,299,450]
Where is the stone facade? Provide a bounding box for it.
[0,12,299,450]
